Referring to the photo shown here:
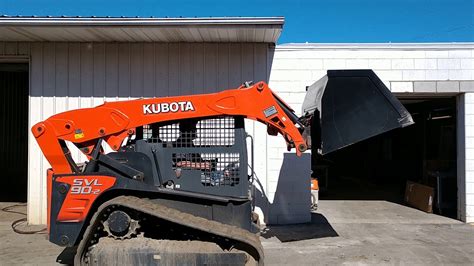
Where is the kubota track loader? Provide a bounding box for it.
[32,70,413,265]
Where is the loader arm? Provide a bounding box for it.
[32,81,307,174]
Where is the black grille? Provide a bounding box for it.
[172,153,240,186]
[144,117,235,147]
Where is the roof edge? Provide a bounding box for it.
[277,42,474,50]
[0,16,285,27]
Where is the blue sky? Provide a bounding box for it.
[1,0,472,43]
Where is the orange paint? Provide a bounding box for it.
[55,175,116,222]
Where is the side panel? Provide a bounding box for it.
[49,173,252,247]
[55,175,116,222]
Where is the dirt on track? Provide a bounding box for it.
[93,237,224,253]
[89,237,255,266]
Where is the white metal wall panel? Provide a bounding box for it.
[266,45,474,224]
[0,41,270,224]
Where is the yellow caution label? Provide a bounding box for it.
[74,132,84,139]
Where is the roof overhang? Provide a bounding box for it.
[0,16,284,43]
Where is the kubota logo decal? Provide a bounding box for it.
[143,101,195,114]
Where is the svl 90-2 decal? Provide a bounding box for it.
[55,175,116,222]
[71,178,103,194]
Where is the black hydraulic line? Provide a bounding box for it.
[151,148,164,187]
[1,204,46,234]
[83,139,103,173]
[59,140,80,173]
[246,134,256,209]
[272,93,304,128]
[90,139,103,159]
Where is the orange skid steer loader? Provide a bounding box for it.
[32,70,413,265]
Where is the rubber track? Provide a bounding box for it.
[75,195,264,265]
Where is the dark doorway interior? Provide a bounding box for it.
[317,97,458,218]
[0,63,29,202]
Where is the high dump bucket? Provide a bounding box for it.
[302,69,414,155]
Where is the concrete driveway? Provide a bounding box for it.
[0,203,62,265]
[262,200,474,265]
[1,201,473,265]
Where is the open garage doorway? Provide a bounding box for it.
[0,63,29,202]
[316,96,458,219]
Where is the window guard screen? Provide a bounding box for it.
[143,116,236,147]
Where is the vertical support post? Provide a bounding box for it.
[457,93,470,222]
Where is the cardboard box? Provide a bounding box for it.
[405,181,434,213]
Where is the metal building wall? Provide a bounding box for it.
[266,44,474,224]
[0,42,271,224]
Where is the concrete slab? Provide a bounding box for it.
[0,203,62,265]
[1,201,473,265]
[262,200,474,265]
[316,200,461,224]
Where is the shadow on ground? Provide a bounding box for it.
[260,212,338,242]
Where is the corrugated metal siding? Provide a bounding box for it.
[0,41,271,224]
